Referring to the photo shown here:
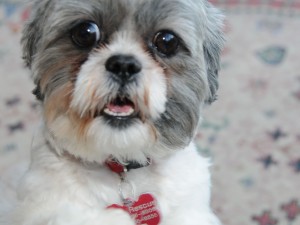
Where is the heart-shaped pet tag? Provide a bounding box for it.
[107,193,161,225]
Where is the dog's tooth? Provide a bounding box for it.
[104,108,112,115]
[120,107,134,116]
[103,107,134,117]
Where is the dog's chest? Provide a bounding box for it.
[77,149,207,223]
[23,143,210,225]
[80,166,159,206]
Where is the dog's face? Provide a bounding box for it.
[22,0,224,163]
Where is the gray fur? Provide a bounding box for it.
[21,0,55,69]
[22,0,224,151]
[203,1,225,103]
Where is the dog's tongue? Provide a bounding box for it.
[107,103,133,114]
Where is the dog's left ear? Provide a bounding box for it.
[203,2,225,104]
[21,0,53,69]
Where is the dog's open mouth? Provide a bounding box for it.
[99,95,140,121]
[104,96,135,117]
[100,96,140,128]
[88,94,142,128]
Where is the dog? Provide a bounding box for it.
[3,0,224,224]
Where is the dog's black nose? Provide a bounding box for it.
[105,55,142,83]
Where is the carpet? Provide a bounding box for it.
[0,1,299,225]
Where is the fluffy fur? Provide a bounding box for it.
[1,0,224,224]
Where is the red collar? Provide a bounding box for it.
[105,158,151,174]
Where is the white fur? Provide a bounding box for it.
[2,129,220,225]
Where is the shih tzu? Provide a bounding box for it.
[3,0,224,224]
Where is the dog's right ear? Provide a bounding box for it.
[203,2,225,104]
[22,0,53,101]
[21,0,52,68]
[21,18,40,68]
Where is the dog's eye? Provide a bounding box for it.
[71,21,101,48]
[153,31,179,56]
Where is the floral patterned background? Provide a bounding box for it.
[0,1,300,225]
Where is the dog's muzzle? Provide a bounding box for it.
[101,54,142,128]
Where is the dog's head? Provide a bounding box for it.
[22,0,224,163]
